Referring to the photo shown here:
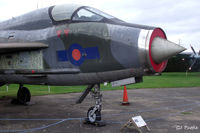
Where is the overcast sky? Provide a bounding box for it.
[0,0,199,52]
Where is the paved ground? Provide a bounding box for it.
[0,87,200,133]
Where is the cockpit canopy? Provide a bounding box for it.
[51,4,119,22]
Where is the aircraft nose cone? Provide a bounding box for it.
[151,37,186,64]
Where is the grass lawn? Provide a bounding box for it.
[0,72,200,98]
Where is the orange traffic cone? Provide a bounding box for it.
[122,85,129,105]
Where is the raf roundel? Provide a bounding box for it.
[68,44,85,66]
[57,43,100,66]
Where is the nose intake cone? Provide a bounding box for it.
[151,37,186,64]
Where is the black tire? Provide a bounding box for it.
[87,106,101,123]
[17,87,31,104]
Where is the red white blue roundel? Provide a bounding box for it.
[68,44,85,66]
[57,43,100,66]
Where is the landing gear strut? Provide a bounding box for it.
[76,84,105,126]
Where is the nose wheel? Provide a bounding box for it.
[87,106,101,123]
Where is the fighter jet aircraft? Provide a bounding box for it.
[0,4,185,124]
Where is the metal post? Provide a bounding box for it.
[48,85,51,93]
[6,84,8,92]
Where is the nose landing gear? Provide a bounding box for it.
[76,84,105,126]
[86,84,102,123]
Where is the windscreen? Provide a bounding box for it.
[85,7,115,19]
[72,6,122,22]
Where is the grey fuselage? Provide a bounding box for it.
[0,5,167,86]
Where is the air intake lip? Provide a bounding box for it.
[148,28,186,72]
[148,28,168,72]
